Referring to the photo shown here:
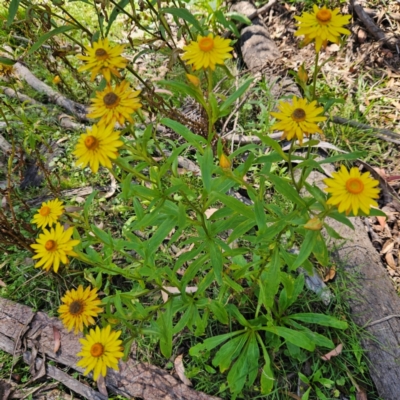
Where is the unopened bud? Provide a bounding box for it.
[186,73,200,87]
[219,153,231,169]
[52,75,61,84]
[298,64,308,83]
[304,217,323,231]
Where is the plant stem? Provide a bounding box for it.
[311,51,320,101]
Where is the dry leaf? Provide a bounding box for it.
[174,354,192,386]
[53,326,61,353]
[377,216,387,228]
[385,252,397,270]
[381,240,394,255]
[204,208,218,219]
[97,374,108,397]
[64,206,83,213]
[0,279,6,288]
[321,343,343,361]
[161,286,198,303]
[323,266,336,282]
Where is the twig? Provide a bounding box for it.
[364,314,400,327]
[352,0,399,49]
[330,116,400,144]
[247,0,278,21]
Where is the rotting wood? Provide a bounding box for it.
[0,298,221,400]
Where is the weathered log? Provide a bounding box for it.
[0,298,220,400]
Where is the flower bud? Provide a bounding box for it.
[53,75,61,84]
[304,217,323,231]
[219,153,231,170]
[298,64,308,84]
[186,73,200,87]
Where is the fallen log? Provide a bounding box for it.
[0,298,220,400]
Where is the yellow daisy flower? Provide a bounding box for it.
[295,6,351,53]
[58,285,103,334]
[324,165,380,215]
[0,63,14,77]
[87,80,142,127]
[77,325,124,380]
[73,124,123,173]
[31,198,64,229]
[31,223,80,273]
[77,38,127,82]
[181,33,233,70]
[270,96,326,144]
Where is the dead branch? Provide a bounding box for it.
[352,0,400,49]
[1,87,42,106]
[12,62,89,122]
[0,298,220,400]
[331,116,400,144]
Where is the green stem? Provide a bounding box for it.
[311,51,320,101]
[288,140,300,192]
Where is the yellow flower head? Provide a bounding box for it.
[30,223,80,273]
[77,325,124,380]
[58,285,103,334]
[31,198,64,229]
[324,165,380,215]
[87,80,142,127]
[77,38,127,82]
[186,73,200,87]
[270,96,326,144]
[182,33,233,70]
[0,63,14,77]
[73,124,123,173]
[295,6,351,53]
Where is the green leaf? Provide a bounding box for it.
[225,11,252,25]
[159,80,207,109]
[157,302,173,358]
[199,145,213,193]
[304,182,327,204]
[288,313,348,329]
[161,7,204,34]
[212,332,248,372]
[220,77,253,113]
[83,190,97,224]
[7,0,21,27]
[259,249,281,310]
[209,241,223,284]
[227,342,249,394]
[147,217,178,256]
[328,209,354,230]
[210,192,254,220]
[318,151,366,164]
[292,230,319,269]
[257,333,274,394]
[259,135,288,161]
[161,118,206,153]
[228,219,256,244]
[0,57,15,66]
[210,300,229,324]
[106,0,129,35]
[246,333,260,386]
[27,26,77,55]
[262,326,315,351]
[369,207,387,217]
[312,232,329,267]
[266,174,306,207]
[189,330,244,357]
[323,223,343,239]
[302,387,311,400]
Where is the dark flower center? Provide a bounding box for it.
[95,48,108,60]
[103,92,120,107]
[45,240,57,251]
[69,300,84,316]
[291,108,306,122]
